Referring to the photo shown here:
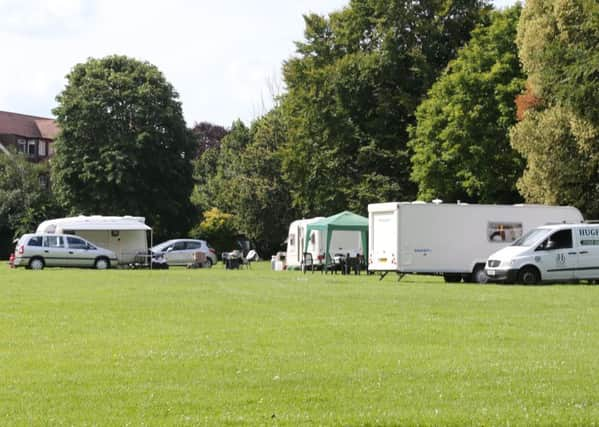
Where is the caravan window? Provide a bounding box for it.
[488,222,523,242]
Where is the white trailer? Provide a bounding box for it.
[285,217,325,270]
[36,215,152,265]
[368,202,583,282]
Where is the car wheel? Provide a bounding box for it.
[473,265,489,284]
[518,266,539,285]
[95,257,110,270]
[29,257,45,270]
[205,258,213,268]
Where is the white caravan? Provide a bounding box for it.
[36,215,152,264]
[486,223,599,284]
[368,202,583,282]
[285,217,325,270]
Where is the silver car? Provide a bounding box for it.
[151,239,217,267]
[13,233,117,270]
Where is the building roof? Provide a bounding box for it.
[0,110,59,140]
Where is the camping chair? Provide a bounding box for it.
[323,254,344,274]
[302,252,315,274]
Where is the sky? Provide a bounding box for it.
[0,0,519,128]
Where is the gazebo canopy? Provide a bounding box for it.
[304,211,368,261]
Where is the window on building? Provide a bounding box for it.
[27,140,36,156]
[17,139,26,154]
[39,140,46,156]
[48,143,54,156]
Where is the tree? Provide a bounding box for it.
[517,0,599,124]
[281,0,491,216]
[410,5,525,203]
[190,122,228,158]
[512,0,599,217]
[189,207,237,255]
[191,120,251,214]
[191,112,296,256]
[52,55,195,239]
[510,106,599,214]
[0,152,63,257]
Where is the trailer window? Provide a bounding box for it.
[488,222,522,242]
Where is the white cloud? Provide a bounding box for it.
[0,0,518,127]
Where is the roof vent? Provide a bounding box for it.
[432,199,443,205]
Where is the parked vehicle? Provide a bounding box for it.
[13,233,117,270]
[36,215,152,265]
[150,239,217,267]
[285,217,325,270]
[486,223,599,284]
[368,201,583,283]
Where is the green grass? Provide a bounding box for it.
[1,262,599,425]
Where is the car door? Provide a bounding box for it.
[574,227,599,280]
[43,235,69,266]
[534,229,576,282]
[186,241,204,264]
[66,236,94,267]
[165,241,187,265]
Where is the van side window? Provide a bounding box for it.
[488,222,523,242]
[66,236,87,249]
[44,236,64,248]
[537,229,572,250]
[28,236,43,247]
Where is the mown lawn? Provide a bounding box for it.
[1,262,598,425]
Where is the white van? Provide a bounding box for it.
[486,223,599,284]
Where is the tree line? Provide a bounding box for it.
[1,0,597,257]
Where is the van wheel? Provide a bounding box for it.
[443,273,462,283]
[473,265,489,284]
[95,257,110,270]
[518,266,539,285]
[29,257,45,270]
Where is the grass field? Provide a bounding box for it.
[1,262,599,426]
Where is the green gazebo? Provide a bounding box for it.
[303,211,369,263]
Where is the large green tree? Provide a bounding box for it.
[52,55,195,239]
[281,0,491,216]
[511,0,599,217]
[192,112,296,255]
[410,5,525,203]
[0,152,63,257]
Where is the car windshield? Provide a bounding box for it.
[511,228,550,247]
[151,240,176,252]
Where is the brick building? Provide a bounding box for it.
[0,110,58,161]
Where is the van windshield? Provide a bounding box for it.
[511,229,549,247]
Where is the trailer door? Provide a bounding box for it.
[370,210,398,271]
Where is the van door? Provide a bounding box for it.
[574,227,599,280]
[42,235,68,267]
[66,236,94,267]
[534,229,576,282]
